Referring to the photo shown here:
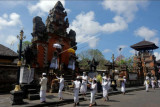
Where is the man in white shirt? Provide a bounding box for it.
[39,73,48,103]
[56,74,64,100]
[72,78,81,106]
[80,72,88,96]
[102,78,109,101]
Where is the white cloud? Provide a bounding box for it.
[134,26,159,45]
[28,0,65,16]
[101,16,128,33]
[0,1,25,8]
[102,0,148,22]
[134,26,157,40]
[0,13,22,30]
[103,49,111,53]
[154,52,160,61]
[69,1,149,48]
[118,45,128,49]
[69,11,128,48]
[5,35,18,45]
[130,50,136,54]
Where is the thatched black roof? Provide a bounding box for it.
[130,40,159,51]
[0,44,18,57]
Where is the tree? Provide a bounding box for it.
[22,41,32,51]
[116,55,134,72]
[77,49,109,70]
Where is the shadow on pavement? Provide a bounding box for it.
[46,95,56,99]
[125,94,135,95]
[79,104,109,107]
[108,100,120,102]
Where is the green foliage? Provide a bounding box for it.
[77,49,109,70]
[116,55,134,72]
[22,41,31,51]
[96,74,102,83]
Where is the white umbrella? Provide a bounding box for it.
[53,43,62,49]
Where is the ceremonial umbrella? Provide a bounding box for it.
[67,48,75,54]
[53,43,62,49]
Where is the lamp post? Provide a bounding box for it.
[16,30,26,85]
[111,54,117,91]
[10,30,25,105]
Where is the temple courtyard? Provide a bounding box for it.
[0,86,160,107]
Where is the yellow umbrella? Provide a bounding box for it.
[68,48,75,54]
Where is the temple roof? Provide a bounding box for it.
[0,44,18,57]
[130,40,159,51]
[54,1,65,12]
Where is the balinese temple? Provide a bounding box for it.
[131,40,159,79]
[26,1,77,73]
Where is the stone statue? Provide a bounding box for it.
[88,58,99,72]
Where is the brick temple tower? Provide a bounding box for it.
[30,1,77,72]
[131,40,159,79]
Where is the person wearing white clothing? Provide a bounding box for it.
[56,74,64,100]
[88,80,97,107]
[151,79,156,89]
[121,76,126,95]
[107,75,111,90]
[102,73,107,84]
[80,72,88,96]
[144,79,149,92]
[39,73,48,103]
[72,78,81,106]
[158,79,160,88]
[102,78,109,101]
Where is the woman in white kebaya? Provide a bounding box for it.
[121,76,126,95]
[56,74,64,100]
[72,78,81,106]
[88,79,97,107]
[144,78,149,92]
[158,79,160,88]
[80,72,88,96]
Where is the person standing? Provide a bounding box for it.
[72,78,81,106]
[121,76,126,95]
[151,76,156,89]
[144,78,149,92]
[56,74,64,100]
[102,78,109,101]
[107,75,111,91]
[158,79,160,88]
[80,72,88,97]
[88,80,97,107]
[39,73,48,103]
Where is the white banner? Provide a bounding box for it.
[19,67,34,84]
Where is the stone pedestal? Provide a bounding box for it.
[10,90,24,105]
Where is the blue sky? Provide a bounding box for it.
[0,0,160,61]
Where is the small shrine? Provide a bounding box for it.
[131,40,159,79]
